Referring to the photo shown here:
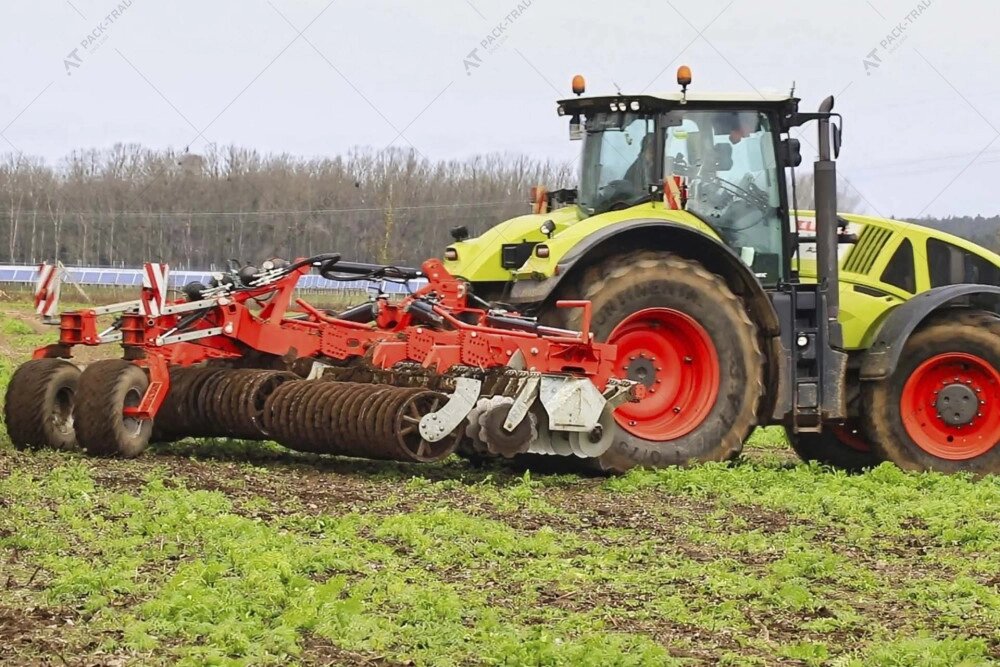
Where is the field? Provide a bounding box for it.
[1,304,998,666]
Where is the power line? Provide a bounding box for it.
[9,199,527,219]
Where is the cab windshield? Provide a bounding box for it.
[578,108,785,283]
[578,113,656,214]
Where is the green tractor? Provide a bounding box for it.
[443,68,1000,475]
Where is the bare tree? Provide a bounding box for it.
[790,172,864,213]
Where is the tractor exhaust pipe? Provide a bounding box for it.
[814,95,841,346]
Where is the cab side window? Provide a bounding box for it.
[881,238,915,292]
[927,239,1000,287]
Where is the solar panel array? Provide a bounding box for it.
[0,265,422,294]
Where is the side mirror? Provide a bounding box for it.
[569,114,583,141]
[778,138,802,168]
[832,123,842,159]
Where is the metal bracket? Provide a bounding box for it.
[419,377,482,443]
[306,360,333,380]
[156,326,225,346]
[160,297,227,316]
[97,327,123,344]
[539,376,607,432]
[504,375,540,432]
[90,299,142,316]
[603,378,640,408]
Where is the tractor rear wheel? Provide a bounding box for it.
[560,251,764,472]
[4,358,80,450]
[74,360,153,458]
[863,313,1000,474]
[787,422,882,471]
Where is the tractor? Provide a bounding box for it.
[442,68,1000,475]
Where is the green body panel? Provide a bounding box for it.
[798,212,1000,349]
[443,201,719,281]
[446,204,1000,353]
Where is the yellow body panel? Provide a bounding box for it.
[443,201,719,281]
[448,203,1000,353]
[799,212,1000,349]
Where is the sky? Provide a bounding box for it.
[1,0,997,218]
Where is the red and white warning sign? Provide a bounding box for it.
[34,262,61,320]
[141,262,170,317]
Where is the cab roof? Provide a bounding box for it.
[558,91,798,115]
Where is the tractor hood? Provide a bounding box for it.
[443,201,721,283]
[443,206,582,282]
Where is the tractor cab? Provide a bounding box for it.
[564,89,797,285]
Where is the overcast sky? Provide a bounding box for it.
[1,0,997,218]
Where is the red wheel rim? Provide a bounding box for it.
[830,423,871,453]
[900,352,1000,460]
[609,308,719,440]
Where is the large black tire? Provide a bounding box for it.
[73,360,153,458]
[560,251,764,472]
[787,424,882,472]
[3,359,80,450]
[862,312,1000,475]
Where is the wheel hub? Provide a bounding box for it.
[625,357,657,389]
[935,383,979,426]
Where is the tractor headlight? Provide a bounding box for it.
[535,245,550,259]
[444,247,458,261]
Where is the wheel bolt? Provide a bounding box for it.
[629,420,637,426]
[673,406,681,414]
[683,356,693,364]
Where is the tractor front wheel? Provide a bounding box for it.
[560,251,764,472]
[863,314,1000,474]
[74,360,153,458]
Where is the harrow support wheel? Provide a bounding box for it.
[74,360,153,458]
[786,422,882,472]
[863,312,1000,474]
[558,251,764,472]
[4,358,80,451]
[394,390,459,462]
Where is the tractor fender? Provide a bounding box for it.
[860,284,1000,381]
[509,219,781,336]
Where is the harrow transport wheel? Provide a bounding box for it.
[863,314,1000,474]
[4,358,80,450]
[787,422,882,471]
[394,390,459,462]
[560,251,763,472]
[74,360,153,458]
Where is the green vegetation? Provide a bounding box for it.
[1,307,998,666]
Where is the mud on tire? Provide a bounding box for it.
[3,358,80,450]
[74,359,153,458]
[559,250,764,472]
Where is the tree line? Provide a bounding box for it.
[0,144,991,270]
[0,145,573,269]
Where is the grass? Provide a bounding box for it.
[0,304,998,666]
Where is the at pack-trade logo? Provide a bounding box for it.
[863,0,932,76]
[463,0,533,76]
[63,0,135,76]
